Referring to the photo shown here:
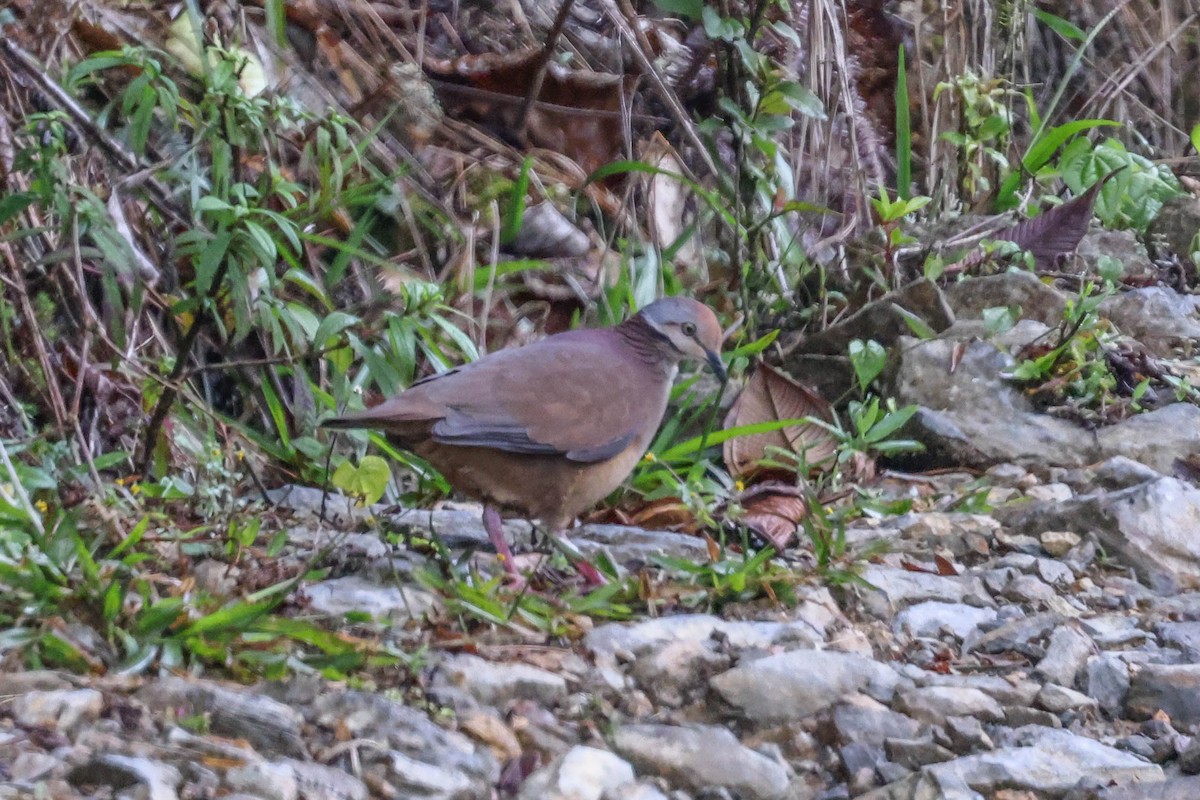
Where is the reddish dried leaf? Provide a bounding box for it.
[703,532,721,562]
[933,554,958,576]
[993,167,1127,270]
[944,167,1126,275]
[740,486,808,550]
[724,363,838,481]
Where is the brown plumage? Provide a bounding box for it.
[323,296,725,582]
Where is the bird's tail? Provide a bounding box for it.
[320,404,436,439]
[320,412,372,430]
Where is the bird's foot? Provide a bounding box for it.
[550,534,608,587]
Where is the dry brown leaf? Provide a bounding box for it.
[933,554,959,576]
[630,497,699,532]
[427,50,632,175]
[946,167,1126,275]
[740,484,808,550]
[723,362,838,481]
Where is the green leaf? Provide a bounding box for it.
[472,260,555,292]
[193,228,232,296]
[725,329,780,360]
[862,405,919,442]
[982,305,1020,337]
[894,306,937,340]
[180,600,275,637]
[0,192,35,226]
[109,517,149,560]
[848,339,887,391]
[1033,8,1086,41]
[895,44,911,198]
[331,456,392,505]
[701,6,745,41]
[500,157,532,246]
[313,311,360,348]
[775,81,826,119]
[652,0,703,18]
[1191,123,1200,157]
[657,419,810,463]
[1023,118,1119,173]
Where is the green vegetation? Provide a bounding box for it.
[0,0,1194,677]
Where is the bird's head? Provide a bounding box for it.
[637,297,727,382]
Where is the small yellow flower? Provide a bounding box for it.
[642,452,657,463]
[34,499,48,513]
[735,480,745,493]
[236,449,246,461]
[130,483,141,495]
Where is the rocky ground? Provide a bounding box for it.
[6,223,1200,800]
[5,459,1200,800]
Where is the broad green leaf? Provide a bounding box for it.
[848,339,888,391]
[0,192,35,226]
[982,305,1020,337]
[331,456,391,505]
[180,600,275,636]
[313,311,360,348]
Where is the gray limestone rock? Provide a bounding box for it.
[831,694,923,748]
[893,686,1004,727]
[1037,684,1100,714]
[1087,655,1132,712]
[304,575,437,622]
[12,689,103,736]
[1037,626,1096,687]
[585,614,823,661]
[1155,621,1200,661]
[1003,473,1200,593]
[945,269,1067,325]
[137,678,308,759]
[66,755,183,800]
[858,564,994,617]
[517,746,636,800]
[434,653,568,708]
[611,724,789,800]
[1127,664,1200,725]
[862,726,1161,799]
[711,649,901,723]
[894,602,998,641]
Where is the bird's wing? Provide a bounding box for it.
[418,331,666,463]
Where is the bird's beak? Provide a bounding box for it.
[706,349,727,383]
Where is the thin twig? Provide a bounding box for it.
[513,0,577,139]
[605,0,720,183]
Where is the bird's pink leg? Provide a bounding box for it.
[550,532,607,587]
[483,505,522,582]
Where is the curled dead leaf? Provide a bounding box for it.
[739,483,808,550]
[630,497,699,532]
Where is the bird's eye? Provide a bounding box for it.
[681,322,697,337]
